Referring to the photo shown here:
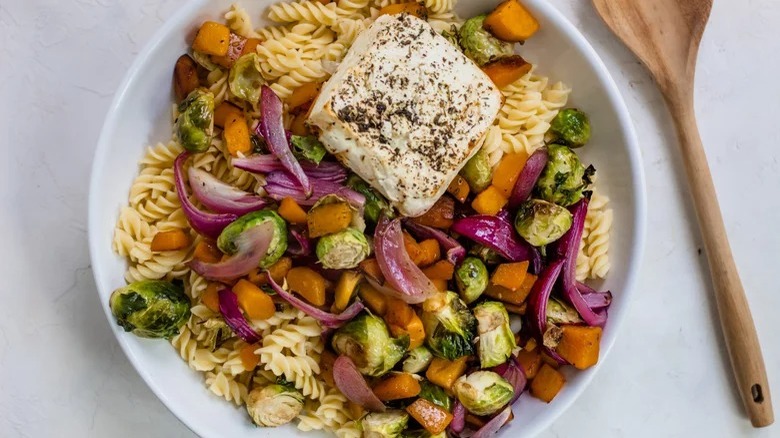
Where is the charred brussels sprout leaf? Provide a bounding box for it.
[454,371,514,416]
[550,108,591,148]
[228,53,265,104]
[109,280,190,339]
[422,292,477,360]
[362,410,409,438]
[246,384,304,427]
[176,88,214,152]
[217,209,288,268]
[419,380,452,412]
[455,257,489,304]
[514,199,573,246]
[316,228,371,270]
[474,301,516,368]
[290,135,327,164]
[332,313,409,377]
[535,144,593,207]
[459,15,514,66]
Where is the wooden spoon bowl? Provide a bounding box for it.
[592,0,774,428]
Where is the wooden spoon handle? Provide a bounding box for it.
[667,92,774,427]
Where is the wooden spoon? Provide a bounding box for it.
[592,0,773,427]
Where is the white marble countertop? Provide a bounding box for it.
[1,0,779,436]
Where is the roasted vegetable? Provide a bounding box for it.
[458,15,514,66]
[173,54,200,102]
[290,135,327,164]
[211,32,248,68]
[425,356,469,392]
[217,210,288,268]
[363,410,409,438]
[277,197,308,224]
[419,380,452,412]
[307,198,355,238]
[223,113,252,157]
[535,144,593,207]
[287,82,323,114]
[529,363,565,402]
[546,297,582,325]
[485,261,532,305]
[109,280,191,339]
[332,313,409,377]
[483,0,540,42]
[378,2,428,19]
[233,279,276,320]
[555,325,602,369]
[460,147,493,192]
[469,244,504,265]
[347,175,392,225]
[403,346,434,374]
[193,239,223,263]
[316,228,371,270]
[421,292,477,360]
[471,186,508,216]
[482,55,532,88]
[491,151,529,197]
[358,281,388,315]
[286,266,327,306]
[473,301,516,368]
[514,199,573,246]
[550,108,591,148]
[421,260,455,281]
[455,257,489,304]
[175,88,214,153]
[228,53,265,104]
[333,271,362,313]
[409,196,455,230]
[447,175,470,203]
[246,384,304,427]
[453,371,513,416]
[213,101,243,129]
[405,398,453,435]
[372,373,422,401]
[192,21,231,56]
[150,229,190,252]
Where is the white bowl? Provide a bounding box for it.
[89,0,646,436]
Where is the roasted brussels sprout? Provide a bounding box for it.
[175,88,214,153]
[109,280,191,339]
[550,108,591,148]
[228,53,265,104]
[217,209,288,268]
[419,380,452,412]
[346,175,392,225]
[362,410,409,438]
[332,313,409,377]
[514,199,573,246]
[460,147,493,193]
[290,135,327,164]
[547,297,583,325]
[421,292,477,360]
[245,384,304,427]
[453,371,514,416]
[469,244,504,265]
[473,301,516,368]
[535,144,593,207]
[455,257,489,304]
[316,228,371,270]
[193,317,232,351]
[191,50,220,72]
[458,15,514,66]
[403,346,434,374]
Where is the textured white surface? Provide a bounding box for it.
[0,0,778,437]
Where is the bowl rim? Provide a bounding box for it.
[88,0,647,436]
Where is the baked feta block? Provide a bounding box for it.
[308,14,503,217]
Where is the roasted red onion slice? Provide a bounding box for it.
[266,275,365,328]
[450,401,467,435]
[404,221,466,265]
[492,356,527,404]
[333,355,386,412]
[374,216,439,304]
[218,288,261,344]
[508,148,548,209]
[190,222,273,280]
[264,171,365,208]
[233,155,347,182]
[472,406,512,438]
[451,215,540,273]
[173,152,237,238]
[188,167,269,215]
[527,259,568,364]
[258,86,311,196]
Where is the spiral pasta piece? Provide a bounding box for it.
[268,0,340,26]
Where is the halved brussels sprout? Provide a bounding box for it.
[455,257,489,304]
[469,244,504,265]
[453,371,514,416]
[458,15,514,66]
[403,346,434,374]
[229,53,265,104]
[514,199,573,246]
[332,313,409,377]
[191,50,220,72]
[362,410,409,438]
[217,209,287,268]
[460,147,493,193]
[176,88,214,153]
[316,228,371,270]
[109,280,191,339]
[473,301,516,368]
[419,380,452,412]
[535,144,594,207]
[193,317,233,351]
[550,108,591,148]
[290,135,327,164]
[346,175,392,225]
[245,384,304,427]
[547,297,583,325]
[422,292,477,360]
